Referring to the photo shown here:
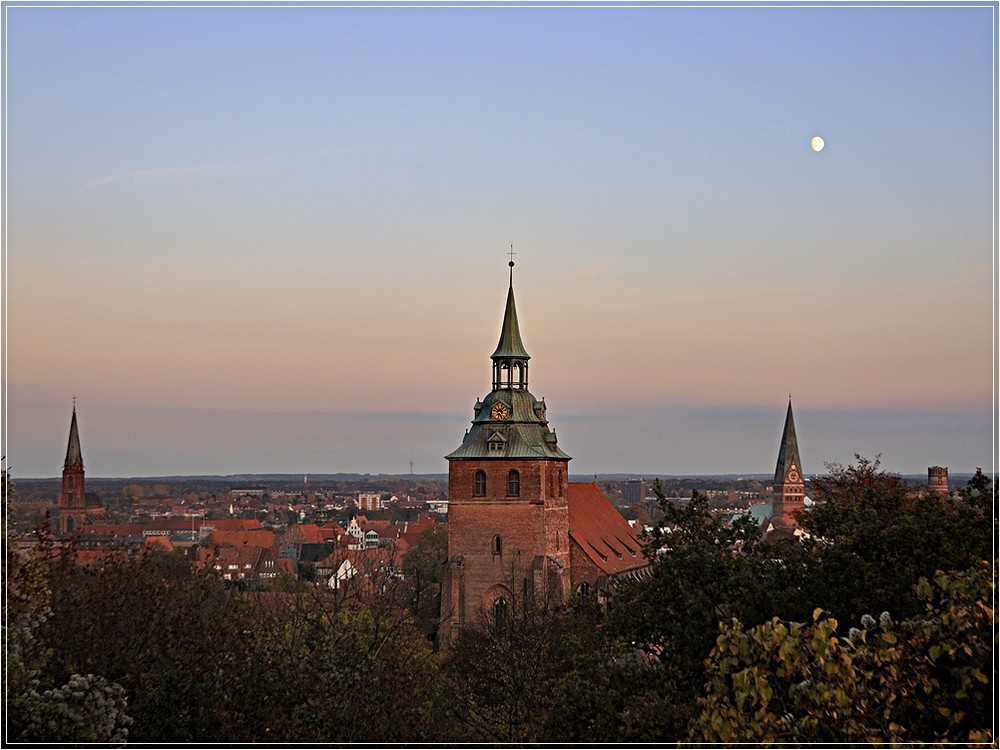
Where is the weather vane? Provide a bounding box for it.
[508,244,516,266]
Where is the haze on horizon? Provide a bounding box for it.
[1,3,995,479]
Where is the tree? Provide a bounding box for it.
[597,487,758,736]
[399,523,447,636]
[401,523,447,585]
[690,563,994,744]
[959,467,994,515]
[35,549,249,742]
[531,595,690,743]
[442,575,561,742]
[605,486,801,685]
[5,520,133,743]
[801,455,992,624]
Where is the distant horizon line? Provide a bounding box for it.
[13,470,982,483]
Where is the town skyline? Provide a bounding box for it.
[2,2,995,478]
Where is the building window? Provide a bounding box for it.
[474,470,486,497]
[507,469,520,497]
[492,535,502,556]
[493,597,508,626]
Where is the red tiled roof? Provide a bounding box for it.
[82,523,145,537]
[209,529,276,550]
[567,482,648,576]
[397,518,438,548]
[204,519,264,531]
[316,547,398,571]
[70,549,129,567]
[144,535,174,553]
[298,524,326,544]
[316,524,350,544]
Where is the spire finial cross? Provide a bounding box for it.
[72,396,77,411]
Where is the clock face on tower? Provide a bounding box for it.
[787,467,801,483]
[490,402,510,420]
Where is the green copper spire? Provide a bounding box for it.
[774,397,802,484]
[447,259,569,461]
[491,261,530,361]
[65,402,83,468]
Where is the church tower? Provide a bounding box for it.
[58,403,88,536]
[769,397,805,529]
[441,261,572,646]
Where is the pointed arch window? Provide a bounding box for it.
[507,469,520,497]
[492,535,502,556]
[493,597,508,627]
[474,470,486,497]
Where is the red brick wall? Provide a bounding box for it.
[450,458,568,504]
[569,538,605,592]
[445,458,571,636]
[59,464,87,535]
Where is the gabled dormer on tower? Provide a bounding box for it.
[59,403,88,536]
[769,398,805,530]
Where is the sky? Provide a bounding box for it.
[1,1,996,479]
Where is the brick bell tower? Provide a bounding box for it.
[441,260,572,647]
[769,397,805,530]
[58,402,88,536]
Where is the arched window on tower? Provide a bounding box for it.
[507,469,520,497]
[492,534,502,556]
[493,597,508,627]
[474,470,486,497]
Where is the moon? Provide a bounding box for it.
[810,135,825,152]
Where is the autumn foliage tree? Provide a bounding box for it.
[690,563,994,744]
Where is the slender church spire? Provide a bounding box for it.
[65,401,83,468]
[491,259,530,389]
[769,396,805,532]
[491,260,530,361]
[59,401,87,535]
[773,397,801,485]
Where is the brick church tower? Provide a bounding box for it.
[58,403,88,536]
[441,261,572,646]
[769,397,805,530]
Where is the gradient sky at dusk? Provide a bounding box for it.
[2,2,995,478]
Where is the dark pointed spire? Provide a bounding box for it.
[65,402,83,468]
[491,259,530,361]
[774,397,802,484]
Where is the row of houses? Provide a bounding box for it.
[60,514,440,590]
